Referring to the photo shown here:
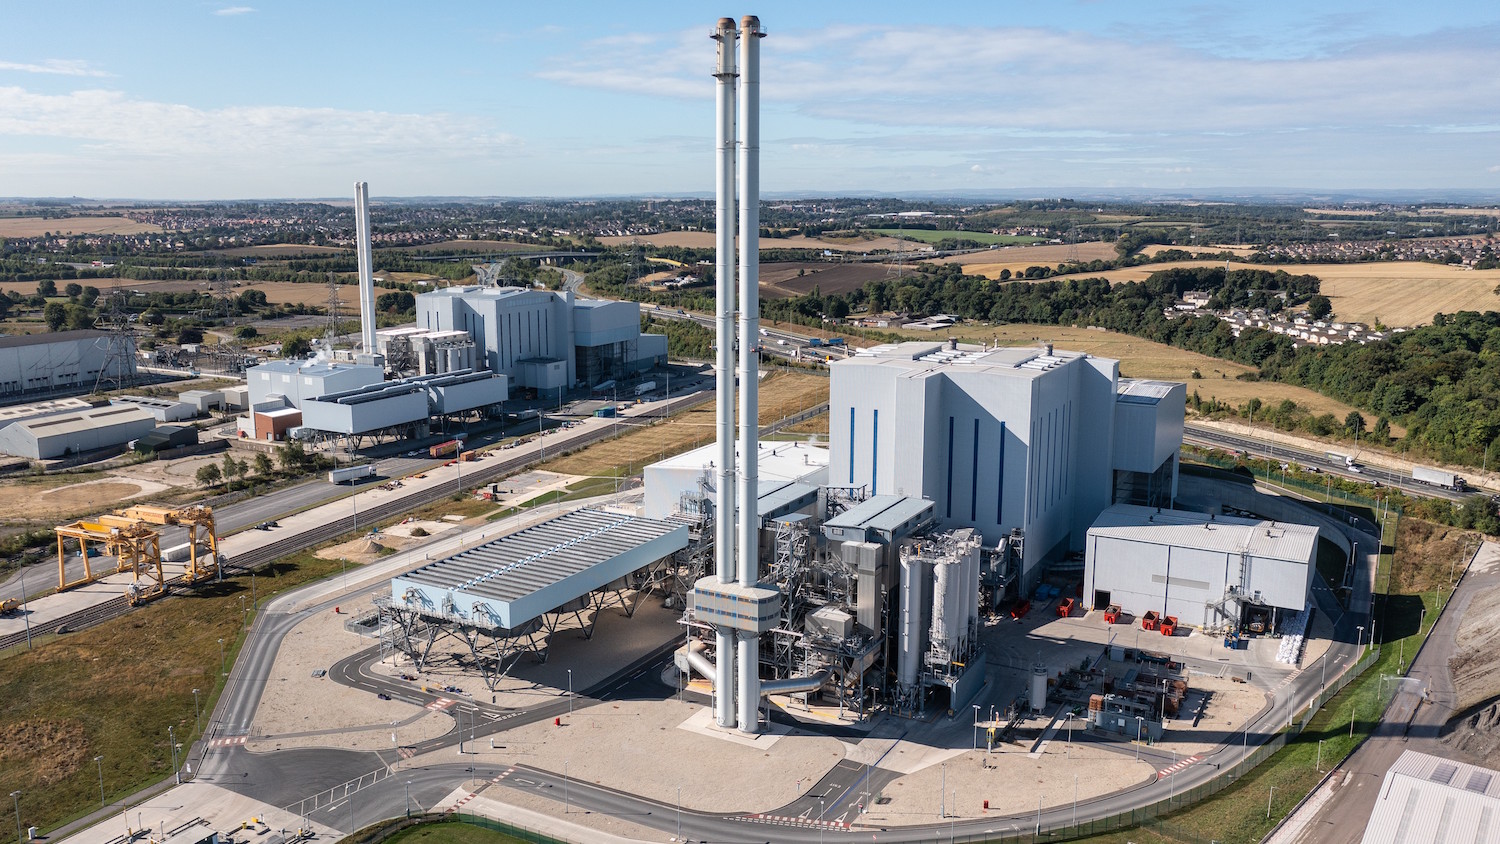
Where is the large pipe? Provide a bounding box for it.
[353,182,378,355]
[735,14,765,734]
[760,668,829,697]
[711,17,739,731]
[678,640,718,686]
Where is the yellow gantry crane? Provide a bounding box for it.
[55,515,165,604]
[54,503,220,605]
[117,504,221,583]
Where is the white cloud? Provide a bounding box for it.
[0,86,520,197]
[213,6,256,16]
[539,23,1500,137]
[0,59,110,77]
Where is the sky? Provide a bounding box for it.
[1,1,1498,200]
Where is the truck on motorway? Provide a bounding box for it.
[1325,451,1355,468]
[329,463,376,484]
[808,338,824,347]
[1413,465,1467,491]
[634,380,657,397]
[825,337,845,346]
[429,439,462,459]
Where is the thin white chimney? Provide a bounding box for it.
[710,15,739,731]
[353,182,378,355]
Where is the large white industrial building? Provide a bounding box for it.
[0,330,136,399]
[1082,504,1317,630]
[643,440,828,520]
[247,359,385,410]
[829,341,1186,592]
[0,403,154,459]
[415,286,666,392]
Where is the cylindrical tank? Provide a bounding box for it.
[898,556,924,688]
[1030,663,1048,712]
[930,559,951,647]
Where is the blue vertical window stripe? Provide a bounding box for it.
[996,421,1006,524]
[970,418,980,521]
[848,407,855,484]
[871,409,879,492]
[945,416,955,518]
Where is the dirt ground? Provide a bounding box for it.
[313,519,458,564]
[758,261,897,299]
[598,231,921,253]
[0,216,161,236]
[0,278,403,309]
[926,242,1118,272]
[0,475,177,521]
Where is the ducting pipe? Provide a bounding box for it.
[759,668,830,697]
[677,640,718,686]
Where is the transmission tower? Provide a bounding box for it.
[212,261,236,321]
[92,280,136,393]
[324,272,345,350]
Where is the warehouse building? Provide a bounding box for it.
[1360,750,1500,844]
[133,424,199,455]
[0,397,96,429]
[415,286,666,392]
[829,341,1184,591]
[1082,503,1317,631]
[297,370,507,438]
[0,329,136,400]
[177,389,223,414]
[111,395,196,423]
[643,440,828,520]
[0,404,154,459]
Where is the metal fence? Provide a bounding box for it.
[451,813,574,844]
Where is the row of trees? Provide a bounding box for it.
[195,444,330,489]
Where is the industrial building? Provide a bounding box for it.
[0,404,154,459]
[643,440,828,520]
[1360,750,1500,844]
[246,358,385,410]
[415,286,666,392]
[177,389,224,414]
[297,369,507,439]
[0,329,136,399]
[1082,504,1317,632]
[133,424,199,455]
[829,341,1186,593]
[110,395,195,423]
[375,327,477,377]
[0,397,96,429]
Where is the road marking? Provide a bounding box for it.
[1157,755,1203,779]
[426,697,457,711]
[739,814,851,831]
[398,747,415,759]
[209,736,247,748]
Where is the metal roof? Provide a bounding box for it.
[17,405,152,437]
[391,508,688,630]
[0,329,109,349]
[1361,750,1500,844]
[757,480,819,520]
[840,341,1106,381]
[0,397,94,422]
[1117,379,1178,404]
[825,495,935,534]
[1089,504,1318,563]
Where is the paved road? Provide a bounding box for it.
[1272,541,1495,844]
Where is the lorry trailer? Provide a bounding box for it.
[329,463,377,484]
[1413,465,1467,491]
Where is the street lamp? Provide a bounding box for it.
[18,566,30,650]
[192,688,201,737]
[819,798,826,844]
[168,725,180,784]
[1267,785,1277,820]
[94,755,104,807]
[972,704,980,751]
[9,791,19,844]
[568,668,573,716]
[219,638,225,676]
[1357,625,1365,656]
[676,785,682,842]
[1135,716,1144,760]
[564,760,569,815]
[404,780,412,819]
[1072,773,1078,830]
[1316,739,1325,772]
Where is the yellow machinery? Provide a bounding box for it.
[117,504,220,583]
[55,515,165,604]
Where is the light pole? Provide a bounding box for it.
[404,780,412,819]
[192,688,201,737]
[940,762,945,819]
[564,760,569,815]
[676,786,682,842]
[1035,794,1043,835]
[1350,702,1358,739]
[1357,624,1365,656]
[18,566,30,650]
[94,755,105,807]
[972,704,980,751]
[819,798,826,844]
[1316,739,1324,772]
[1135,717,1143,760]
[9,791,18,844]
[168,726,180,784]
[1267,785,1276,820]
[219,638,225,676]
[568,668,573,716]
[1072,773,1078,830]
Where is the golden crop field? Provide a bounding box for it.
[926,241,1116,272]
[541,372,829,477]
[885,322,1399,431]
[0,216,162,236]
[598,231,921,253]
[0,278,401,308]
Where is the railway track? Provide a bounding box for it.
[0,392,739,654]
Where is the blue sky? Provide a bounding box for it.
[1,1,1497,199]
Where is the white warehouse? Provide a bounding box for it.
[643,440,828,520]
[829,341,1185,591]
[1082,504,1317,631]
[0,330,136,399]
[246,359,384,409]
[0,404,155,459]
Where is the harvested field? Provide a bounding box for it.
[925,241,1116,271]
[0,216,161,236]
[867,228,1041,246]
[883,323,1376,420]
[953,258,1500,328]
[0,278,403,308]
[540,372,828,478]
[758,260,891,298]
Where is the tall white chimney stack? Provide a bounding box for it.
[710,16,739,731]
[734,13,765,734]
[353,182,378,356]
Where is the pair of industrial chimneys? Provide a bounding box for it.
[711,15,769,733]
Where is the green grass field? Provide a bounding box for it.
[867,228,1044,245]
[381,819,531,844]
